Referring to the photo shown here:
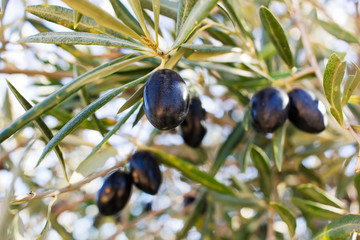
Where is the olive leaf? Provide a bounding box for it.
[176,0,197,36]
[342,62,360,107]
[317,19,359,44]
[270,202,296,238]
[313,215,360,240]
[273,124,286,172]
[73,11,83,29]
[250,145,272,198]
[109,0,143,35]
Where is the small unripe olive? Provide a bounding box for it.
[180,97,207,148]
[250,87,289,133]
[288,88,327,133]
[144,69,190,130]
[130,150,162,195]
[96,171,132,216]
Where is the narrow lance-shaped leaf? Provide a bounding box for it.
[171,0,219,49]
[210,121,245,175]
[19,32,149,51]
[182,43,241,53]
[149,147,234,195]
[273,124,286,172]
[109,0,143,35]
[140,0,178,20]
[323,53,345,126]
[209,192,266,209]
[313,214,360,240]
[61,0,143,42]
[117,85,144,114]
[0,54,150,143]
[133,103,145,127]
[37,196,57,240]
[128,0,152,41]
[153,0,160,45]
[291,197,346,220]
[259,6,294,68]
[270,202,296,238]
[342,62,360,107]
[73,11,83,29]
[176,0,197,36]
[250,145,272,198]
[6,80,68,182]
[317,19,359,44]
[37,74,149,163]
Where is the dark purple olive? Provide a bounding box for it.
[250,87,289,133]
[129,150,162,195]
[180,97,207,148]
[288,88,327,133]
[143,69,190,130]
[96,171,132,216]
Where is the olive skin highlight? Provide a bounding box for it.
[288,88,327,133]
[96,171,132,216]
[180,97,207,148]
[250,87,289,133]
[143,69,190,130]
[130,150,162,195]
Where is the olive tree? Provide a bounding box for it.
[1,0,360,239]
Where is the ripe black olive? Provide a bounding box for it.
[143,69,190,130]
[129,150,162,195]
[180,97,207,148]
[288,88,327,133]
[250,87,289,133]
[96,171,132,216]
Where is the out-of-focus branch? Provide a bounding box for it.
[0,67,74,78]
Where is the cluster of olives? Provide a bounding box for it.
[250,87,327,134]
[96,150,162,216]
[144,69,207,148]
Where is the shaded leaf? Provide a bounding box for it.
[140,0,177,20]
[342,63,360,107]
[6,80,68,181]
[149,148,234,194]
[19,32,148,51]
[0,54,150,143]
[153,0,160,44]
[291,197,346,220]
[128,0,152,40]
[12,213,25,240]
[317,19,359,44]
[354,173,360,208]
[186,61,256,78]
[273,124,286,172]
[259,6,294,68]
[297,184,346,209]
[109,0,143,35]
[117,85,144,114]
[270,202,296,238]
[133,103,145,127]
[313,214,360,240]
[182,43,241,53]
[37,196,57,240]
[209,192,266,209]
[73,11,83,29]
[186,52,255,64]
[240,133,254,172]
[176,0,197,36]
[323,53,345,126]
[250,145,272,198]
[210,121,245,175]
[172,0,219,49]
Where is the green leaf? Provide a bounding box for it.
[19,32,148,51]
[239,133,254,172]
[0,54,150,143]
[291,197,346,220]
[259,6,294,68]
[317,19,359,44]
[6,80,68,182]
[69,147,117,184]
[342,63,360,107]
[182,43,242,53]
[209,192,266,209]
[140,0,177,20]
[61,0,143,42]
[128,0,152,40]
[153,0,160,44]
[73,11,83,29]
[297,184,346,209]
[109,0,143,35]
[82,101,141,165]
[273,125,286,172]
[117,85,144,114]
[323,53,345,126]
[25,5,127,39]
[250,145,272,198]
[176,0,197,36]
[186,61,256,78]
[210,121,245,175]
[186,52,255,64]
[37,74,149,162]
[133,103,145,127]
[149,148,234,195]
[37,196,57,240]
[171,0,219,49]
[270,202,296,238]
[354,173,360,208]
[313,214,360,240]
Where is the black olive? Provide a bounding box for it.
[288,88,327,133]
[96,171,132,216]
[250,87,289,133]
[143,69,190,130]
[129,150,162,195]
[180,97,207,148]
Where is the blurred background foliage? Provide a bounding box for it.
[1,0,360,239]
